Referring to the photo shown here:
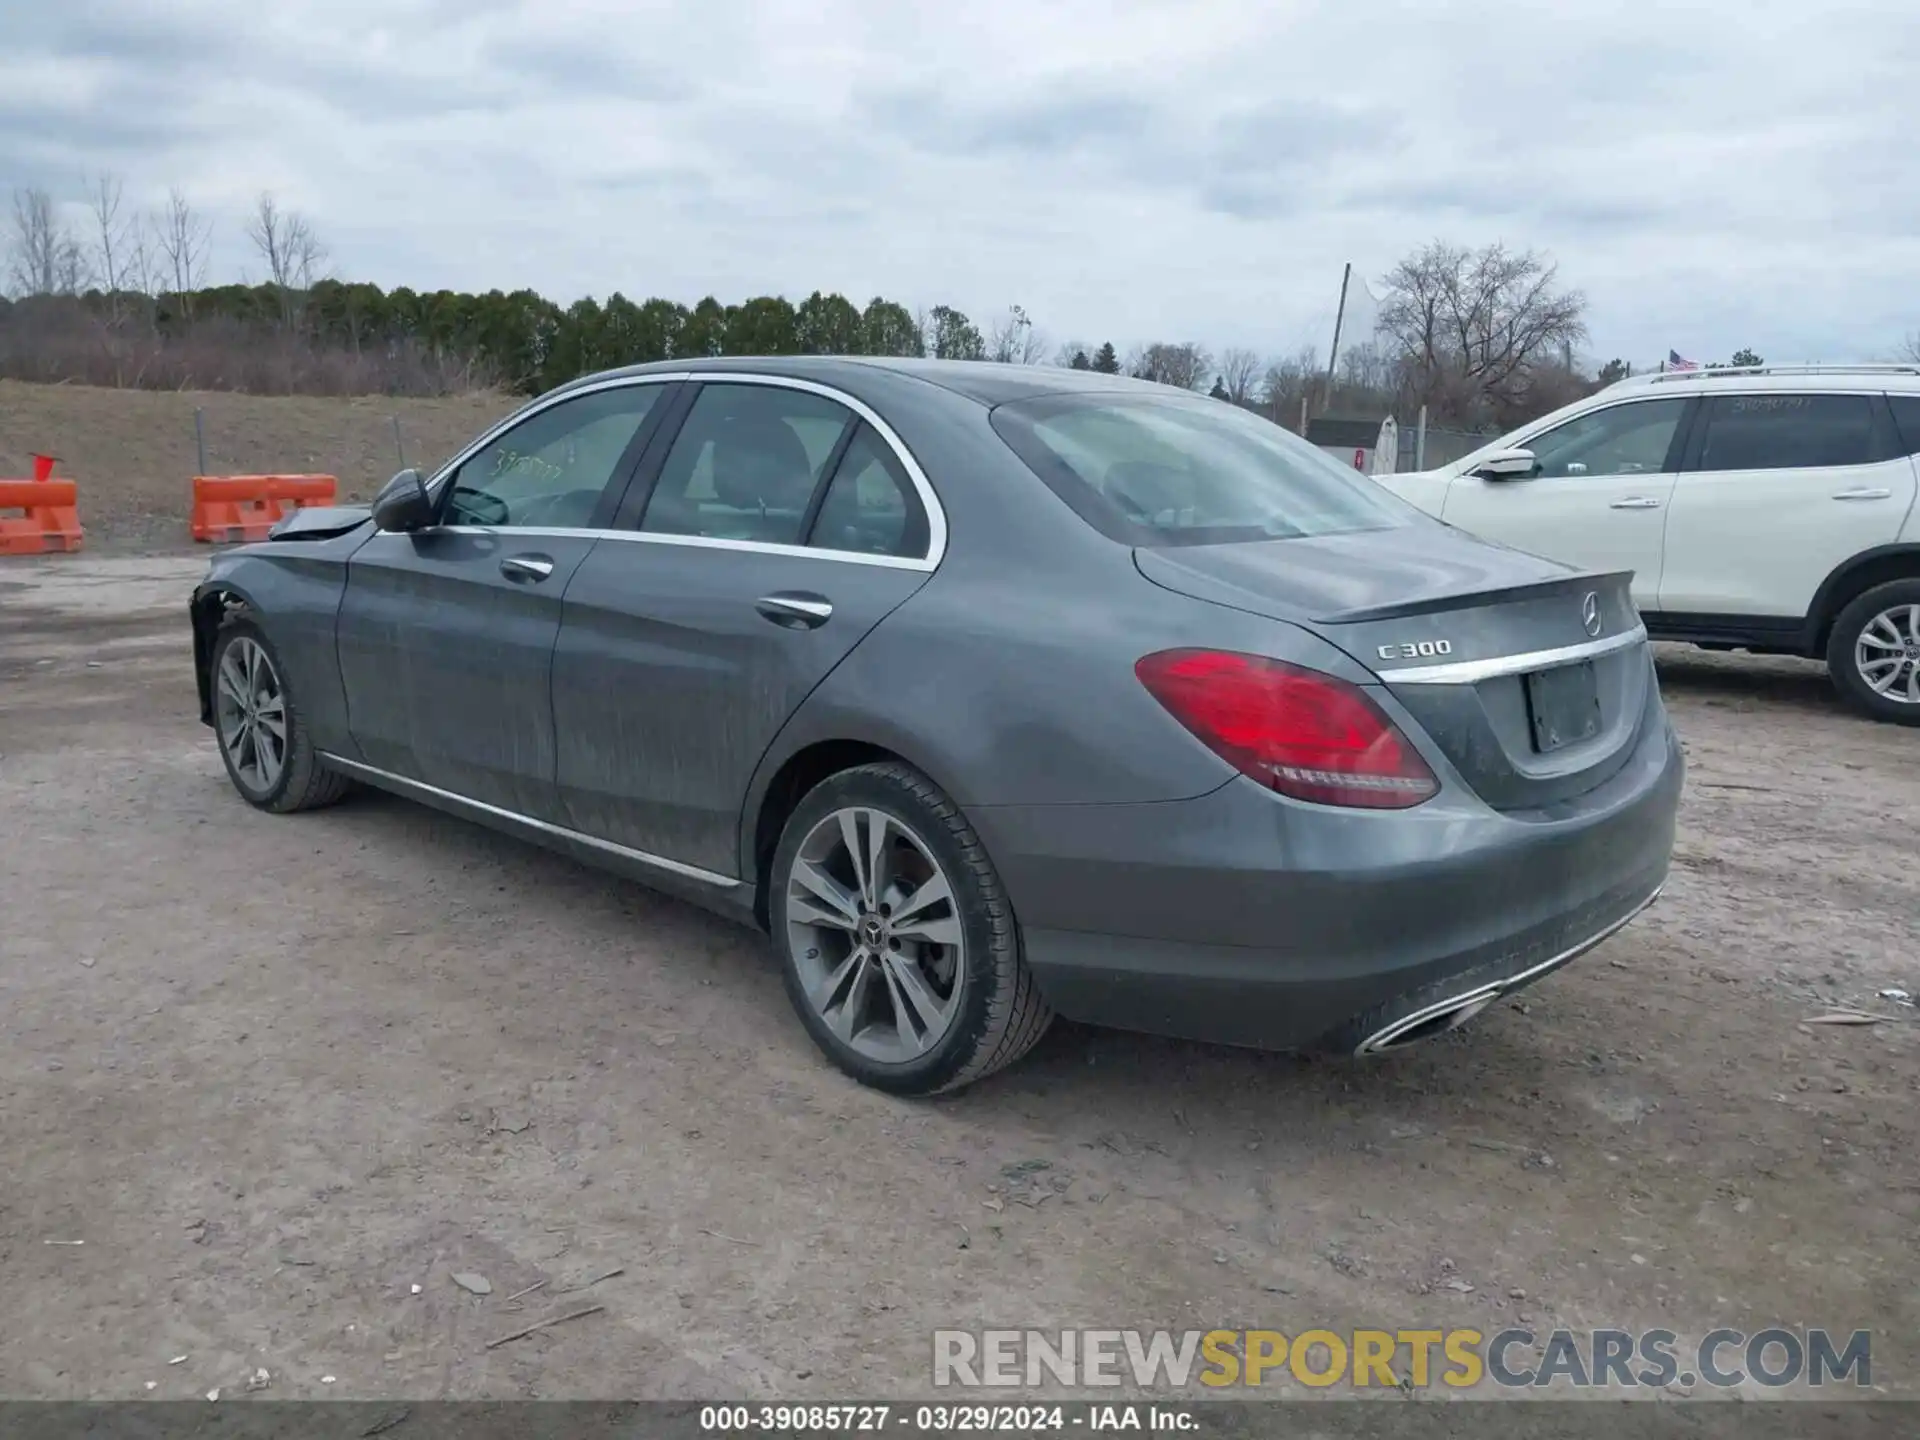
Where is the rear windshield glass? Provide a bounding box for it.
[990,393,1419,547]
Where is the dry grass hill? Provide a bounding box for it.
[0,380,520,550]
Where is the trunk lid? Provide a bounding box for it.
[1134,525,1652,812]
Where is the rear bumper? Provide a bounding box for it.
[970,699,1683,1053]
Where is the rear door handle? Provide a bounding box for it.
[756,593,833,629]
[1609,497,1662,510]
[500,554,555,582]
[1832,487,1893,501]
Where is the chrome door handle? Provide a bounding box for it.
[1832,487,1892,501]
[756,593,833,629]
[500,555,555,581]
[1609,497,1663,510]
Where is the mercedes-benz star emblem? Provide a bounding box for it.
[1580,591,1602,637]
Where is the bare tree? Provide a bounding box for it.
[1377,240,1587,426]
[1218,347,1261,406]
[987,304,1046,364]
[1127,341,1213,390]
[246,191,328,330]
[245,192,327,289]
[1258,345,1321,430]
[123,213,159,298]
[156,188,212,314]
[1335,339,1395,395]
[1901,332,1920,365]
[119,213,164,342]
[88,173,133,320]
[7,187,89,296]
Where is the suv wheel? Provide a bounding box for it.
[769,762,1053,1096]
[1827,578,1920,725]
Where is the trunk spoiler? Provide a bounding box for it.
[1313,570,1633,625]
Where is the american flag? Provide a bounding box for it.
[1667,350,1699,372]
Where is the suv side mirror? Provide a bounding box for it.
[371,468,435,532]
[1472,449,1538,481]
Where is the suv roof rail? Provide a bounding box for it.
[1614,362,1920,387]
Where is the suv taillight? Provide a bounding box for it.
[1135,649,1439,809]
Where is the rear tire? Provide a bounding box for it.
[209,617,353,813]
[1826,578,1920,726]
[769,762,1052,1096]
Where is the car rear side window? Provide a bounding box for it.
[806,422,929,559]
[991,394,1418,547]
[640,384,854,545]
[1698,394,1876,472]
[1887,395,1920,456]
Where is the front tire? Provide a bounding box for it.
[769,762,1053,1096]
[1826,579,1920,726]
[209,617,353,812]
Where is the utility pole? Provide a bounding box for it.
[1321,262,1352,421]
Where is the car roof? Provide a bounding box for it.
[544,355,1183,407]
[1600,363,1920,396]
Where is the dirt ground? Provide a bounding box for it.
[2,544,1917,1405]
[0,381,518,551]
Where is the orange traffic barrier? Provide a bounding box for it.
[0,454,83,556]
[191,474,337,544]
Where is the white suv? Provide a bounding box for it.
[1378,364,1920,725]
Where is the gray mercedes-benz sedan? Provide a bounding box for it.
[191,357,1682,1094]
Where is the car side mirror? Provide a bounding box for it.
[1472,449,1538,481]
[371,468,435,532]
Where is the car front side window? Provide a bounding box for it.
[1521,398,1688,479]
[444,384,664,528]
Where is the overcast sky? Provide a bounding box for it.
[5,0,1917,369]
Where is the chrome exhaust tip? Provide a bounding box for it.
[1352,884,1669,1057]
[1355,986,1501,1056]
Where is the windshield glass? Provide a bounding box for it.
[991,393,1421,547]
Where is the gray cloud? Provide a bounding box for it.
[471,30,690,104]
[856,88,1162,163]
[0,0,1915,366]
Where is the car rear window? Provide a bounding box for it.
[990,393,1418,547]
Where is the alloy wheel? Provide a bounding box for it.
[1853,603,1920,705]
[784,806,965,1064]
[215,635,288,792]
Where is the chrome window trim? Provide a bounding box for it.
[425,369,947,571]
[426,372,691,495]
[431,524,935,572]
[1376,625,1648,685]
[317,753,741,888]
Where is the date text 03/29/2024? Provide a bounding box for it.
[698,1404,1194,1432]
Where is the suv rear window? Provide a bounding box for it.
[990,394,1418,547]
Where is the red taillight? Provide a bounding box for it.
[1135,648,1438,809]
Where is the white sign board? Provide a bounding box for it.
[1370,416,1399,477]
